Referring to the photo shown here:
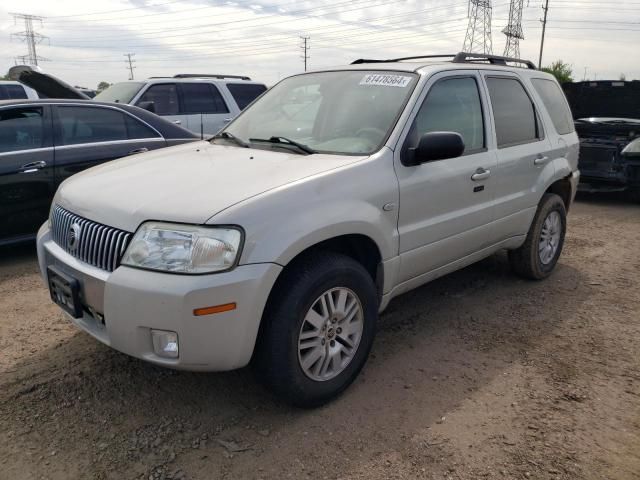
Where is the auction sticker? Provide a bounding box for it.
[359,74,412,87]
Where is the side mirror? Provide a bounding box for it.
[137,101,155,113]
[405,132,465,166]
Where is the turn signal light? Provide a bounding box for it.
[193,302,237,316]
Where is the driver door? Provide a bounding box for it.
[394,71,497,283]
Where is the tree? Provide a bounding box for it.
[619,73,627,81]
[97,81,112,92]
[541,60,573,84]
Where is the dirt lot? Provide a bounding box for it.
[1,194,639,480]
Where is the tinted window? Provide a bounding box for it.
[137,84,179,115]
[532,78,574,135]
[58,106,128,145]
[180,83,229,114]
[0,107,44,153]
[0,84,28,100]
[227,83,267,110]
[486,77,539,147]
[409,77,485,153]
[125,115,160,139]
[95,81,144,103]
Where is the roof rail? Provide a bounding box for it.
[351,52,536,70]
[452,52,536,69]
[173,74,251,80]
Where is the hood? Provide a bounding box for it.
[55,141,365,232]
[563,80,640,121]
[9,65,90,99]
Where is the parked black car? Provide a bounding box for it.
[563,80,640,201]
[0,99,198,245]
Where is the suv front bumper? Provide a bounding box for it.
[37,223,282,371]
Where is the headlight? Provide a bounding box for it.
[121,222,243,274]
[622,138,640,156]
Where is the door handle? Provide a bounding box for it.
[128,147,149,155]
[471,168,491,181]
[534,155,551,166]
[173,120,182,125]
[19,160,47,173]
[223,118,232,123]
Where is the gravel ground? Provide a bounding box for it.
[0,194,639,480]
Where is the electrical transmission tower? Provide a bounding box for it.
[462,0,493,54]
[10,13,48,65]
[300,36,310,71]
[124,53,136,80]
[502,0,525,58]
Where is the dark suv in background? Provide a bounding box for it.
[563,80,640,201]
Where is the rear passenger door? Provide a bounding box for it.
[482,74,554,237]
[53,105,166,186]
[134,83,187,128]
[0,105,55,241]
[395,72,497,282]
[180,83,231,135]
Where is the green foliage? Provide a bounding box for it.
[541,60,574,84]
[97,81,112,92]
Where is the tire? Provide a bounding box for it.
[253,252,378,407]
[508,193,567,280]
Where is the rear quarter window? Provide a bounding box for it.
[531,78,575,135]
[227,83,267,110]
[0,85,28,100]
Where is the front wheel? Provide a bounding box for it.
[253,252,378,407]
[509,193,567,280]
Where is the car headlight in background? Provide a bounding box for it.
[621,138,640,157]
[121,222,243,274]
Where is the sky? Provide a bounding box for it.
[0,0,638,90]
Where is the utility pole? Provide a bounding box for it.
[538,0,549,68]
[462,1,493,54]
[10,13,48,65]
[124,53,136,80]
[300,36,310,72]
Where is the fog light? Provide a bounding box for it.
[151,329,179,358]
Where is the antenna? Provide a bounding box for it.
[502,0,526,58]
[462,0,493,54]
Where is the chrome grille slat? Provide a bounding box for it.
[50,205,132,273]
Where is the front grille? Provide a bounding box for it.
[579,145,617,169]
[51,205,132,272]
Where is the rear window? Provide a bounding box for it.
[94,82,144,103]
[0,84,28,100]
[532,79,575,135]
[227,83,267,110]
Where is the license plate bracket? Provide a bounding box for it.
[47,266,83,318]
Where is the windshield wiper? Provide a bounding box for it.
[210,131,249,148]
[249,136,316,154]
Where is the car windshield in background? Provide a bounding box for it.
[94,82,145,103]
[223,71,418,155]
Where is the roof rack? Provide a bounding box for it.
[351,52,536,70]
[148,74,251,80]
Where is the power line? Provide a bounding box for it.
[10,12,48,65]
[124,52,136,80]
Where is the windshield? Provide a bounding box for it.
[95,82,144,104]
[223,70,418,155]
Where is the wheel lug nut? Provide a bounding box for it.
[330,340,335,347]
[332,318,337,323]
[337,328,342,334]
[321,339,326,345]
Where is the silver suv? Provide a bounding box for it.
[37,53,579,406]
[94,74,267,135]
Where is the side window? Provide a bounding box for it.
[180,83,229,114]
[227,83,267,110]
[124,115,161,139]
[0,85,28,100]
[136,84,179,116]
[406,76,485,155]
[57,106,127,145]
[0,107,44,153]
[531,78,575,135]
[486,77,540,147]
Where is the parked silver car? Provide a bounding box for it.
[37,53,579,406]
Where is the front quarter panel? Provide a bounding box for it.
[209,148,400,273]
